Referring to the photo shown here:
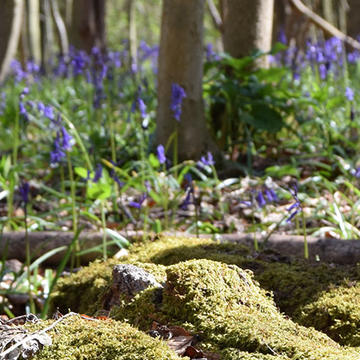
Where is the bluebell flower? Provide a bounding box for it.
[157,144,166,164]
[265,188,278,203]
[256,191,267,208]
[19,181,30,204]
[199,152,215,166]
[93,164,103,183]
[11,60,27,82]
[170,83,186,121]
[19,101,28,121]
[180,174,194,210]
[43,106,55,121]
[137,98,147,119]
[37,102,45,112]
[129,193,147,209]
[50,132,66,165]
[0,92,6,115]
[61,126,73,151]
[286,185,302,223]
[346,87,354,101]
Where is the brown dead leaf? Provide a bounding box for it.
[167,335,194,355]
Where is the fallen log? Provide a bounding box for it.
[1,231,360,265]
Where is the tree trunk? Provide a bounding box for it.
[40,0,55,71]
[347,0,360,38]
[0,0,24,84]
[156,0,217,161]
[222,0,274,66]
[69,0,106,52]
[126,0,137,68]
[26,0,41,63]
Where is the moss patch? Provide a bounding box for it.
[296,282,360,346]
[25,315,183,360]
[50,235,360,358]
[127,236,360,315]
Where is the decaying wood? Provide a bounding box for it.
[288,0,360,50]
[1,231,360,265]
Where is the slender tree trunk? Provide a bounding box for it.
[0,0,24,83]
[26,0,41,63]
[40,0,54,71]
[70,0,106,52]
[222,0,274,66]
[50,0,69,55]
[126,0,137,68]
[156,0,216,161]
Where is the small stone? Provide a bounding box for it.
[102,264,163,310]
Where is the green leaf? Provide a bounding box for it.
[105,228,130,248]
[244,104,284,132]
[265,164,300,178]
[87,182,112,200]
[75,166,89,179]
[148,153,160,168]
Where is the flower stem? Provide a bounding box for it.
[101,200,107,260]
[67,153,79,267]
[302,210,308,259]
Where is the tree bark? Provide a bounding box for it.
[222,0,274,66]
[0,0,24,84]
[156,0,217,161]
[69,0,106,52]
[347,0,360,39]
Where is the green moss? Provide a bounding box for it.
[51,258,119,315]
[128,236,360,316]
[50,236,360,359]
[296,283,360,346]
[51,259,167,315]
[159,259,360,360]
[221,349,290,360]
[25,315,184,360]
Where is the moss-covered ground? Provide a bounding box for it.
[45,236,360,359]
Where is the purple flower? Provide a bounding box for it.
[61,126,73,151]
[286,185,302,223]
[129,193,147,209]
[199,152,215,166]
[157,144,166,164]
[37,102,45,112]
[0,92,6,115]
[19,101,28,120]
[43,106,55,121]
[19,181,30,204]
[50,132,66,165]
[256,191,267,208]
[205,44,220,62]
[265,188,278,203]
[93,164,103,183]
[137,98,147,119]
[171,83,186,121]
[345,87,354,101]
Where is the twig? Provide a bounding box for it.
[0,312,80,358]
[288,0,360,50]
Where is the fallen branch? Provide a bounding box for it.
[288,0,360,50]
[1,231,360,265]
